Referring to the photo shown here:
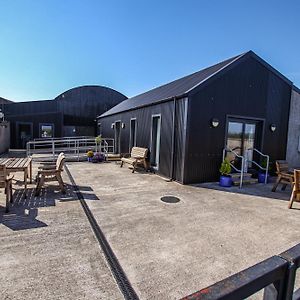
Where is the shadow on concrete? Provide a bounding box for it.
[76,185,94,192]
[0,183,76,231]
[195,182,292,202]
[80,192,100,201]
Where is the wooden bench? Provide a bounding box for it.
[120,147,148,173]
[272,160,294,192]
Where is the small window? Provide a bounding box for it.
[129,118,137,150]
[40,123,54,138]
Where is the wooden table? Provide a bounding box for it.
[0,157,32,198]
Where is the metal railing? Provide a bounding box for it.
[223,147,245,189]
[247,148,270,184]
[181,243,300,300]
[33,136,93,142]
[223,147,270,188]
[26,137,115,161]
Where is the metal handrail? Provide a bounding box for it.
[33,136,93,142]
[181,243,300,300]
[247,148,269,184]
[223,147,244,189]
[27,137,115,161]
[103,140,108,154]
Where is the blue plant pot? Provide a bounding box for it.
[219,175,232,187]
[258,172,269,183]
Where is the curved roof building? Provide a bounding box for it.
[2,85,127,148]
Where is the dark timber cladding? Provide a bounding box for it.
[2,85,127,148]
[98,51,294,184]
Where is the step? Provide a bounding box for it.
[106,154,121,161]
[230,173,252,178]
[233,178,258,186]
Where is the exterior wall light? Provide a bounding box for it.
[111,123,115,129]
[211,118,219,128]
[121,123,125,129]
[0,109,4,121]
[270,124,276,132]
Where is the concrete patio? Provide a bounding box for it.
[0,161,299,299]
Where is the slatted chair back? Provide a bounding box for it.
[276,160,289,174]
[131,147,148,159]
[0,164,7,188]
[295,170,300,193]
[288,169,300,208]
[56,155,65,172]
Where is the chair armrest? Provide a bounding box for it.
[122,153,131,158]
[6,174,14,181]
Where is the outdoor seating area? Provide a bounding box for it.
[0,159,300,299]
[0,154,67,212]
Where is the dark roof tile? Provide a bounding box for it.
[100,52,246,117]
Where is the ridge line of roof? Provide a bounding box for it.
[99,53,245,118]
[184,52,248,94]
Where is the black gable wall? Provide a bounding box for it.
[184,56,292,183]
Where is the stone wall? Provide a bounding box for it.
[0,122,10,154]
[286,89,300,168]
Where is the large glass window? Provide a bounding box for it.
[226,120,258,169]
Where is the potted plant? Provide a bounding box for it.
[95,135,102,152]
[87,150,94,162]
[258,158,270,183]
[91,152,106,163]
[219,158,232,187]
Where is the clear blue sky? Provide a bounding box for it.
[0,0,299,101]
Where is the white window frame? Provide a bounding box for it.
[129,117,137,150]
[150,114,161,170]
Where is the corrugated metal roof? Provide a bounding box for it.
[100,52,246,117]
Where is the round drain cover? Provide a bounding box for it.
[161,196,180,203]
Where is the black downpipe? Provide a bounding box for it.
[170,97,176,180]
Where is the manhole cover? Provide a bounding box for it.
[160,196,180,203]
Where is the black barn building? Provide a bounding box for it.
[97,51,295,184]
[3,85,127,148]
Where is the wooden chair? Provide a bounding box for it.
[272,160,294,192]
[38,152,65,170]
[35,155,66,196]
[0,164,14,213]
[120,147,148,173]
[288,170,300,209]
